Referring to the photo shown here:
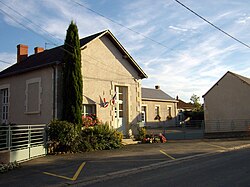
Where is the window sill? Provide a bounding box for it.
[25,111,41,115]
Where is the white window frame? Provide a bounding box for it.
[167,106,172,117]
[155,105,160,116]
[141,105,147,123]
[25,77,42,114]
[0,84,10,124]
[82,104,96,116]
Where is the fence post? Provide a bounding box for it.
[44,124,48,155]
[8,124,11,151]
[28,125,31,159]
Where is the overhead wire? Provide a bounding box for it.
[0,0,187,74]
[3,0,248,73]
[0,0,99,56]
[0,59,12,64]
[0,1,74,56]
[0,1,141,81]
[175,0,250,49]
[0,6,56,47]
[70,0,250,70]
[0,1,61,46]
[71,0,175,52]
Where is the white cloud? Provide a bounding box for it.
[141,25,242,102]
[1,0,250,102]
[0,0,117,44]
[169,25,188,32]
[236,14,250,24]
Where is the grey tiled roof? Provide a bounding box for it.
[142,87,175,101]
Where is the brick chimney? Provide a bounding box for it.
[17,44,28,63]
[34,47,44,54]
[155,85,160,90]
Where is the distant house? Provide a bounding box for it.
[176,96,195,123]
[0,30,147,136]
[141,86,178,127]
[203,71,250,134]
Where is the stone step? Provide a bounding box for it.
[122,139,139,145]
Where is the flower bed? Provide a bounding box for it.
[137,127,167,143]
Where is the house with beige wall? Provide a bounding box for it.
[0,30,147,136]
[141,86,178,127]
[203,71,250,134]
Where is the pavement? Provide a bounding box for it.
[1,138,250,187]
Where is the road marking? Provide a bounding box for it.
[160,150,175,160]
[204,142,228,150]
[72,161,86,181]
[43,162,86,181]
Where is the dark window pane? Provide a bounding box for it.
[119,104,123,110]
[119,111,123,117]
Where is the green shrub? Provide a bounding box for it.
[47,120,123,153]
[47,120,81,153]
[78,123,123,152]
[137,127,147,141]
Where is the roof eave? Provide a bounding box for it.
[203,71,229,98]
[203,71,250,98]
[0,61,61,78]
[142,98,178,102]
[107,31,148,79]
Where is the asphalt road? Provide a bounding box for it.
[86,148,250,187]
[1,139,250,187]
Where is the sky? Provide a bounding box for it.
[1,0,250,102]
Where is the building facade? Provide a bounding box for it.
[141,86,178,127]
[203,71,250,133]
[0,30,147,136]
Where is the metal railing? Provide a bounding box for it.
[144,120,205,140]
[0,124,47,151]
[0,125,8,151]
[142,119,250,140]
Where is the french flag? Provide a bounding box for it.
[111,92,117,105]
[103,98,109,108]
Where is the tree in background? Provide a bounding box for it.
[62,21,83,124]
[183,94,204,123]
[190,94,202,112]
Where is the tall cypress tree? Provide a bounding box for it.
[62,21,83,124]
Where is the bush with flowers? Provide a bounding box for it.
[48,114,123,154]
[82,114,100,127]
